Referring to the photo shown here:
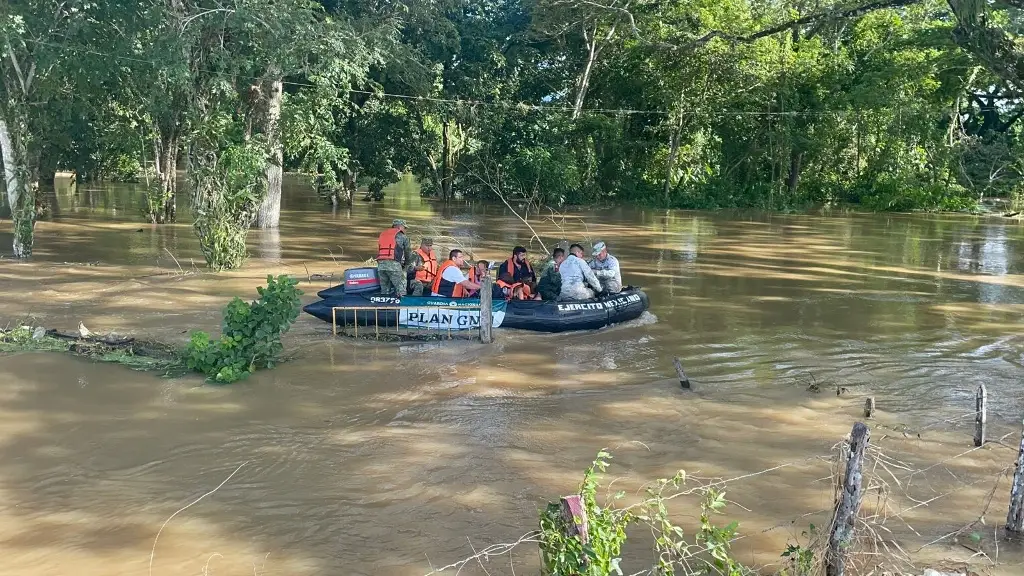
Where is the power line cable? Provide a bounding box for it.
[22,37,898,119]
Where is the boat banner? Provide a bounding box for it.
[366,296,506,330]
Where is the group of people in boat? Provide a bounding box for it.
[375,219,622,301]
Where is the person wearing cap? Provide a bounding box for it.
[406,237,438,296]
[499,246,537,290]
[588,241,621,294]
[376,218,411,296]
[559,243,603,300]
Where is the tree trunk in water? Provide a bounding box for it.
[0,116,35,258]
[255,76,284,229]
[786,150,803,196]
[149,132,178,224]
[160,136,177,223]
[342,170,357,205]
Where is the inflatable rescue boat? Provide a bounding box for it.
[302,267,649,333]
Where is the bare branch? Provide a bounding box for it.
[5,43,29,95]
[562,0,925,52]
[682,0,926,50]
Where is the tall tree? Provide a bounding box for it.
[0,1,101,257]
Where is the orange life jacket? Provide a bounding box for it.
[431,260,468,298]
[376,228,404,261]
[414,248,438,283]
[468,265,488,284]
[502,257,534,283]
[496,278,531,300]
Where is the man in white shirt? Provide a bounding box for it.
[432,249,481,297]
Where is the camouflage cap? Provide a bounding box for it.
[392,218,407,227]
[592,241,606,256]
[421,237,433,246]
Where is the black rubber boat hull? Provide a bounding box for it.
[302,287,649,333]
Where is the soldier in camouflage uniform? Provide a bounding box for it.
[588,241,622,294]
[536,247,565,301]
[405,237,437,296]
[376,218,411,297]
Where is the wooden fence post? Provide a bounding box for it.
[863,397,875,418]
[826,422,869,576]
[975,384,987,447]
[1005,420,1024,533]
[559,494,589,555]
[479,275,493,344]
[673,357,691,389]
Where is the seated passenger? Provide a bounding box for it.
[588,241,622,294]
[558,243,603,301]
[466,260,505,300]
[468,260,489,284]
[496,271,536,300]
[500,246,537,291]
[536,247,565,301]
[431,249,481,297]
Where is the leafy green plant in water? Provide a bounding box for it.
[540,450,630,576]
[185,275,302,383]
[539,450,749,576]
[189,140,268,271]
[0,326,68,353]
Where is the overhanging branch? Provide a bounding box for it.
[681,0,926,50]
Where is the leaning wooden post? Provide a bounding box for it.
[826,422,869,576]
[479,274,493,344]
[1005,420,1024,533]
[560,494,589,546]
[673,357,691,389]
[975,384,987,447]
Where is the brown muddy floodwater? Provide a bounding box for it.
[1,174,1023,575]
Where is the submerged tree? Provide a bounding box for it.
[0,1,97,257]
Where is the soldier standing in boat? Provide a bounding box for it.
[376,218,411,297]
[406,237,438,296]
[589,241,622,294]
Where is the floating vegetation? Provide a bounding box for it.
[0,325,188,376]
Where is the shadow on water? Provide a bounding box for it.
[1,174,1024,574]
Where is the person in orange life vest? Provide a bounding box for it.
[431,249,481,297]
[467,260,508,300]
[468,260,488,284]
[496,271,537,300]
[406,237,438,296]
[500,246,536,291]
[376,218,411,296]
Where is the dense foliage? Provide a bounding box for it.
[186,275,302,383]
[4,0,1024,259]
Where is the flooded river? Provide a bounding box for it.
[1,175,1023,575]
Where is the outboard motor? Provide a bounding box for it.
[342,267,381,293]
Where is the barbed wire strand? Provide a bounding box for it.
[421,423,1021,575]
